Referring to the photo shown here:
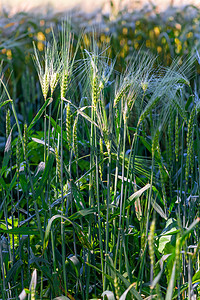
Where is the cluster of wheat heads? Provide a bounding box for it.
[0,22,200,299]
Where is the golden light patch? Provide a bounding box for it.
[37,31,46,41]
[157,46,162,53]
[146,39,151,48]
[6,49,12,59]
[187,32,193,38]
[122,27,128,35]
[37,41,44,51]
[45,28,51,34]
[154,26,160,36]
[4,22,15,28]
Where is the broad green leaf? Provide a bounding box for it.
[158,218,179,253]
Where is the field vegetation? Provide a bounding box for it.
[0,2,200,299]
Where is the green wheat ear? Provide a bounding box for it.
[16,137,20,179]
[60,70,69,99]
[99,137,104,181]
[73,116,78,160]
[102,128,111,154]
[148,219,156,292]
[50,71,59,96]
[6,108,11,139]
[33,42,50,101]
[175,233,181,273]
[190,138,194,174]
[55,147,62,187]
[175,114,179,162]
[153,130,167,204]
[66,103,72,150]
[92,75,98,109]
[113,276,120,300]
[148,219,155,268]
[114,82,131,107]
[185,106,196,186]
[59,21,77,99]
[23,123,28,160]
[168,112,173,170]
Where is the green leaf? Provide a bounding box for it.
[0,177,8,192]
[5,259,23,284]
[29,269,37,300]
[0,172,17,212]
[151,199,167,220]
[106,258,143,300]
[172,282,188,299]
[185,95,193,111]
[119,283,136,300]
[165,262,176,300]
[69,204,115,221]
[102,291,115,300]
[62,98,98,127]
[192,269,200,284]
[158,218,179,253]
[86,262,116,284]
[180,218,200,244]
[127,184,151,204]
[0,99,12,109]
[43,215,92,252]
[28,97,51,132]
[1,128,13,176]
[71,181,86,210]
[48,116,69,145]
[35,153,54,200]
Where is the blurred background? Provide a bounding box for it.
[0,0,200,13]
